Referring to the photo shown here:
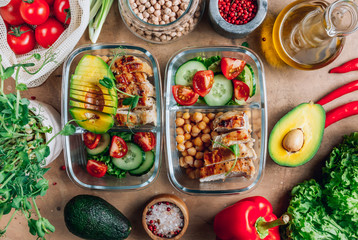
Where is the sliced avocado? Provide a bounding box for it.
[269,102,325,167]
[64,195,131,240]
[71,75,117,97]
[70,89,114,101]
[70,83,109,95]
[70,93,117,108]
[70,100,116,115]
[69,107,114,134]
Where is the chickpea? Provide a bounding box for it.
[175,118,184,126]
[183,124,192,133]
[183,112,190,119]
[193,112,203,122]
[194,159,204,168]
[211,131,219,138]
[179,157,189,168]
[202,126,211,134]
[187,147,197,156]
[184,141,193,149]
[184,133,191,140]
[196,145,205,152]
[176,127,184,135]
[191,132,199,137]
[177,143,185,151]
[184,156,194,167]
[184,119,191,125]
[195,151,204,160]
[181,150,188,157]
[192,125,201,134]
[201,133,211,143]
[193,137,203,147]
[176,135,185,144]
[202,116,210,124]
[207,112,215,120]
[198,121,207,130]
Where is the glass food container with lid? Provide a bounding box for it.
[118,0,205,44]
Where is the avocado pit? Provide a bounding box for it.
[282,128,304,153]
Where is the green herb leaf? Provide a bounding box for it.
[33,53,41,60]
[229,144,240,157]
[3,67,14,79]
[60,123,76,136]
[99,76,114,89]
[16,83,28,91]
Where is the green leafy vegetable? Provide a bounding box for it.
[89,0,114,43]
[89,155,127,179]
[110,132,133,142]
[192,56,221,68]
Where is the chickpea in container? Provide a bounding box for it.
[118,0,206,43]
[175,111,219,179]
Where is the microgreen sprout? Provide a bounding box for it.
[211,141,240,178]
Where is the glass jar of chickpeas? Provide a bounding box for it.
[118,0,205,43]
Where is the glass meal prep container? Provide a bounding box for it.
[61,44,162,190]
[164,46,267,194]
[118,0,205,44]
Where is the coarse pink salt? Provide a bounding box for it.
[146,201,184,238]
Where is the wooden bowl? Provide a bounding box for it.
[142,194,189,240]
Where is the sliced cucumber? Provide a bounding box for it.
[175,60,207,86]
[112,142,144,171]
[204,74,233,106]
[86,133,110,156]
[237,64,256,97]
[129,151,155,176]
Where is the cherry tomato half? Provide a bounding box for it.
[20,0,50,25]
[0,0,25,25]
[221,57,246,80]
[86,160,107,178]
[54,0,70,24]
[133,132,156,152]
[7,26,35,55]
[172,85,199,106]
[35,17,64,48]
[110,136,128,158]
[192,70,214,97]
[233,80,250,102]
[83,132,101,150]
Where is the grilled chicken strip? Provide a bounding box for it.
[212,129,253,148]
[115,109,157,127]
[199,158,255,182]
[117,97,155,110]
[111,55,153,76]
[116,81,155,98]
[115,72,149,84]
[213,111,250,132]
[203,144,256,166]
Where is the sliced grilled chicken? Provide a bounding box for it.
[115,109,157,127]
[213,111,250,132]
[199,158,255,182]
[115,72,149,84]
[116,81,155,98]
[212,129,253,148]
[203,144,256,166]
[117,97,155,110]
[111,55,153,76]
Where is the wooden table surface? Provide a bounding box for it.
[4,0,358,239]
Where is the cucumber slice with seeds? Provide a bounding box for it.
[204,74,233,106]
[86,133,110,156]
[112,142,144,171]
[175,60,207,86]
[129,151,155,176]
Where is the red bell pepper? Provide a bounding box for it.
[214,196,289,240]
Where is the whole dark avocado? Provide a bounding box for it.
[64,195,131,240]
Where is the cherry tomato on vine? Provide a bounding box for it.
[0,0,25,25]
[7,26,35,55]
[109,136,128,158]
[134,132,156,152]
[20,0,50,25]
[54,0,70,24]
[221,57,246,80]
[233,80,250,102]
[83,132,101,150]
[192,70,214,97]
[35,17,64,48]
[86,160,107,178]
[172,85,199,106]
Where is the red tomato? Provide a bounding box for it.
[43,0,54,6]
[133,132,156,152]
[172,85,199,106]
[53,0,70,24]
[192,70,214,97]
[20,0,50,25]
[7,26,36,55]
[110,136,128,158]
[221,57,246,80]
[35,17,64,48]
[233,80,250,102]
[83,132,101,150]
[0,0,25,25]
[86,160,107,178]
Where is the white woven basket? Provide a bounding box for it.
[0,0,90,88]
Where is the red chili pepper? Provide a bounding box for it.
[325,101,358,128]
[214,196,289,240]
[329,58,358,73]
[316,80,358,105]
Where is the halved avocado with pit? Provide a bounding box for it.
[268,102,325,167]
[69,108,114,134]
[69,100,117,115]
[70,75,117,97]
